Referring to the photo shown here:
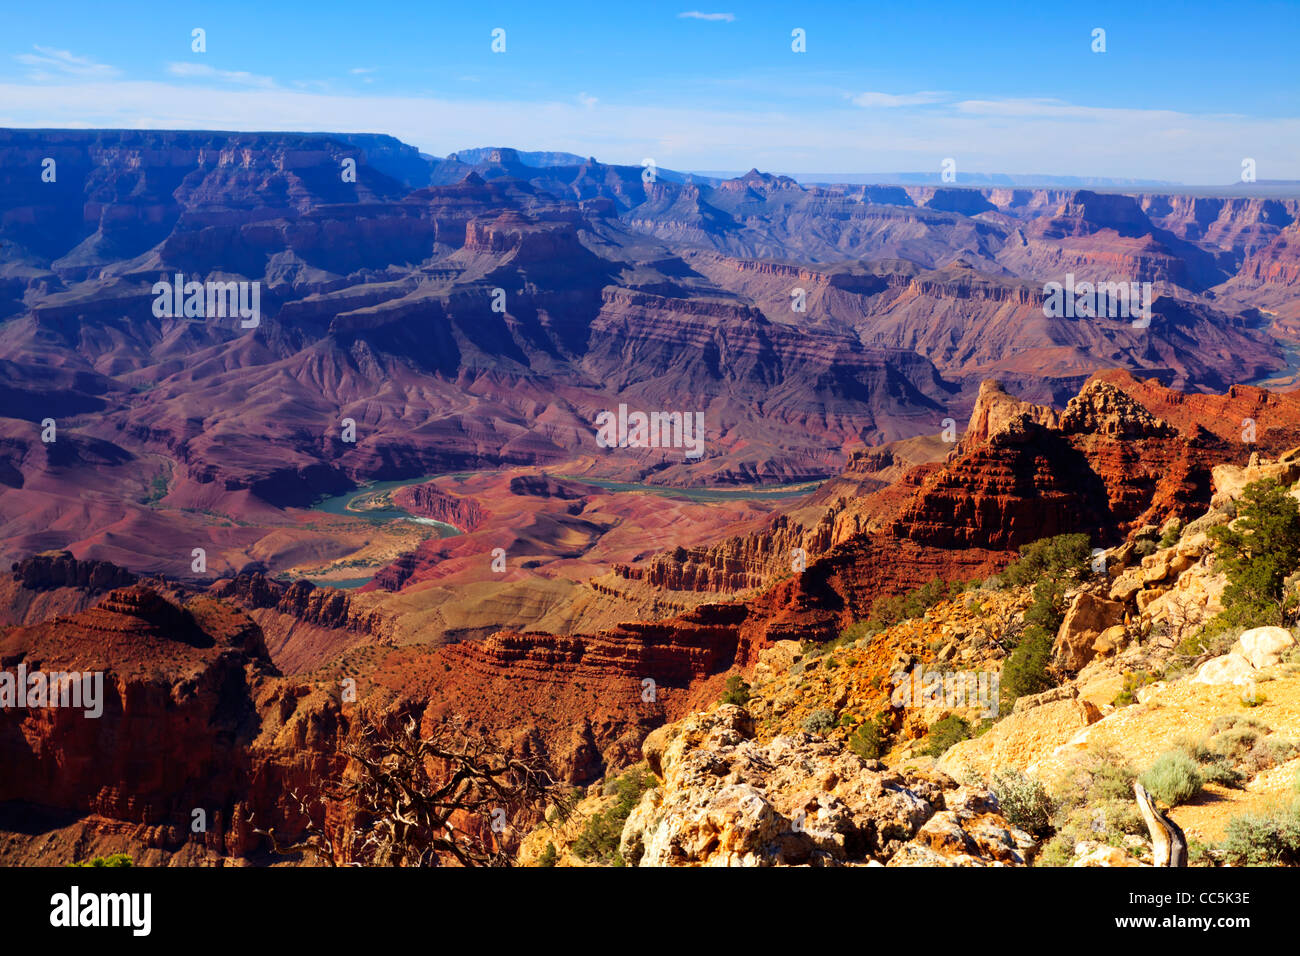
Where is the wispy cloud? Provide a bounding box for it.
[577,91,598,109]
[678,11,735,22]
[952,97,1196,123]
[851,91,947,108]
[15,46,119,82]
[166,62,275,88]
[349,67,376,75]
[0,77,1295,183]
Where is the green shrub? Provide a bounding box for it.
[995,535,1097,713]
[69,854,133,868]
[537,841,558,867]
[1036,749,1150,866]
[1220,803,1300,865]
[1113,670,1158,707]
[1242,737,1297,776]
[840,620,875,644]
[848,713,891,760]
[801,708,836,735]
[720,675,751,707]
[1210,726,1259,758]
[999,624,1055,714]
[1209,478,1300,625]
[1139,750,1204,806]
[922,715,971,757]
[860,578,975,634]
[1037,797,1146,867]
[1164,733,1252,789]
[1158,520,1184,549]
[1199,758,1245,789]
[1210,714,1269,735]
[991,768,1053,835]
[572,767,655,866]
[1035,835,1072,866]
[1082,748,1139,803]
[999,533,1093,588]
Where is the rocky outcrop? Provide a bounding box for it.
[938,689,1102,779]
[0,552,141,627]
[463,211,593,265]
[1141,195,1295,259]
[1210,447,1300,509]
[210,573,391,637]
[404,603,756,783]
[1058,380,1177,439]
[887,377,1193,554]
[619,705,1034,866]
[9,551,137,593]
[0,586,351,860]
[1194,626,1296,685]
[1053,592,1125,672]
[204,572,396,675]
[616,512,833,593]
[614,372,1249,648]
[1232,219,1300,288]
[391,481,486,531]
[958,380,1059,452]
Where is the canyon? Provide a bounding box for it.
[3,369,1299,863]
[3,130,1300,864]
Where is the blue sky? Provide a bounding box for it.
[1,0,1297,181]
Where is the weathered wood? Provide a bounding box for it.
[1135,782,1188,867]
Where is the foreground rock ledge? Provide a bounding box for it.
[618,705,1035,867]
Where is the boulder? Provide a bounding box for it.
[1053,592,1124,671]
[1211,456,1300,509]
[1109,569,1145,603]
[1092,624,1126,659]
[754,640,802,683]
[938,695,1101,779]
[1191,627,1296,685]
[1072,844,1145,867]
[1141,565,1225,625]
[1107,541,1136,572]
[1193,653,1257,686]
[1012,684,1079,714]
[1135,587,1169,613]
[1233,626,1295,669]
[1140,551,1173,585]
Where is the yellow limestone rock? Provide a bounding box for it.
[937,691,1101,779]
[1234,626,1295,669]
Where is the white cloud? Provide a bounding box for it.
[578,92,598,109]
[850,91,947,108]
[678,11,735,22]
[166,62,275,88]
[349,68,376,75]
[14,46,119,82]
